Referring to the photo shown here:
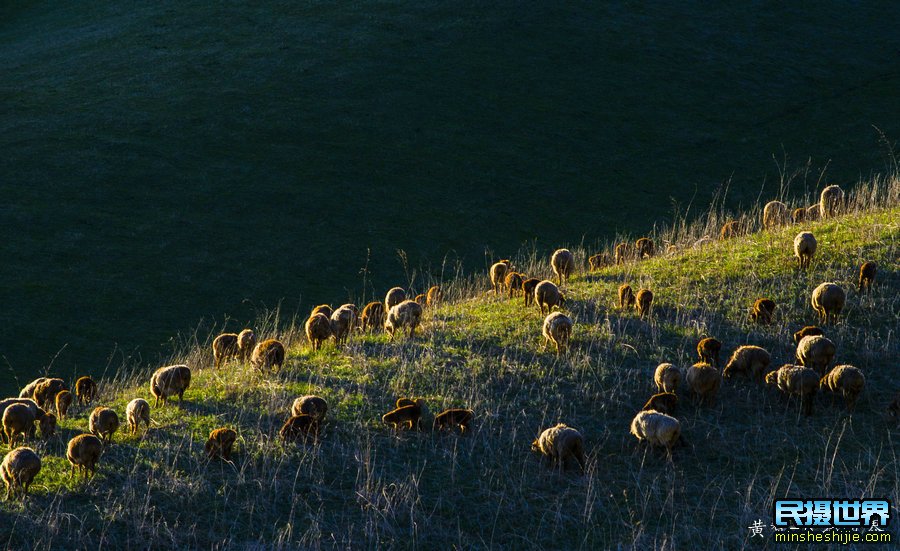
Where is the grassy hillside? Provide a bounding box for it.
[3,1,900,390]
[1,177,897,549]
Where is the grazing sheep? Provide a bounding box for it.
[384,287,407,311]
[793,231,817,270]
[811,282,846,325]
[723,345,771,384]
[89,407,119,443]
[1,447,41,501]
[551,249,575,285]
[522,278,540,307]
[763,201,789,229]
[150,364,192,407]
[291,395,328,423]
[531,423,586,472]
[766,365,819,416]
[385,300,424,340]
[125,399,151,435]
[542,312,573,354]
[330,304,357,345]
[205,428,237,461]
[793,326,824,344]
[306,313,333,350]
[414,293,427,306]
[796,335,836,376]
[426,285,443,307]
[19,378,48,399]
[588,252,610,271]
[635,237,655,259]
[359,301,386,331]
[654,363,681,393]
[0,399,45,426]
[749,298,776,325]
[394,397,417,408]
[237,329,257,361]
[55,390,73,420]
[630,410,682,460]
[685,362,721,406]
[280,415,318,442]
[504,271,525,298]
[820,365,865,411]
[310,304,333,319]
[858,261,877,293]
[251,339,286,372]
[212,333,239,368]
[39,413,56,439]
[697,337,722,368]
[67,434,103,479]
[489,260,512,293]
[535,280,565,315]
[819,184,845,218]
[805,204,821,221]
[791,207,806,224]
[614,242,631,265]
[75,376,97,406]
[34,378,67,410]
[2,404,37,447]
[642,392,678,415]
[382,399,425,430]
[720,220,742,240]
[618,284,635,309]
[433,409,474,433]
[635,289,653,318]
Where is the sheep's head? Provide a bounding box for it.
[764,369,780,387]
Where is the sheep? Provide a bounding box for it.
[720,220,742,240]
[19,378,47,399]
[723,345,771,384]
[685,362,721,405]
[75,376,97,406]
[551,249,575,285]
[2,404,37,447]
[280,415,318,442]
[805,204,821,221]
[382,399,425,430]
[55,390,73,420]
[359,301,386,331]
[535,280,565,315]
[291,395,328,423]
[749,298,776,325]
[630,410,682,460]
[212,333,239,368]
[654,363,681,393]
[588,252,610,271]
[522,278,540,307]
[0,398,45,425]
[237,329,257,361]
[642,392,678,415]
[1,447,41,501]
[811,282,845,325]
[635,289,653,318]
[89,407,119,443]
[67,434,103,479]
[330,304,357,345]
[858,261,877,293]
[150,364,192,407]
[820,365,865,411]
[542,312,573,354]
[251,339,286,372]
[205,428,237,461]
[125,398,151,435]
[796,335,836,376]
[763,200,789,229]
[819,184,845,218]
[433,409,474,433]
[793,326,823,344]
[489,260,511,293]
[696,337,722,367]
[766,365,819,416]
[310,304,333,319]
[504,271,524,298]
[618,284,635,309]
[791,207,806,224]
[635,237,655,259]
[385,300,424,341]
[426,285,443,307]
[34,378,67,410]
[614,242,631,265]
[414,293,427,306]
[531,423,585,472]
[793,231,817,270]
[39,413,56,439]
[305,313,333,350]
[384,287,407,311]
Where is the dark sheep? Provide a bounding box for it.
[251,339,286,372]
[55,390,73,420]
[310,304,333,319]
[34,378,68,410]
[1,447,41,501]
[75,376,97,406]
[212,333,239,369]
[280,415,318,442]
[858,262,877,293]
[635,289,653,318]
[489,260,512,294]
[384,287,407,311]
[382,399,425,431]
[359,301,386,332]
[89,407,120,443]
[618,284,635,309]
[504,271,525,298]
[793,326,823,345]
[635,237,654,259]
[433,409,474,433]
[749,298,776,325]
[614,242,631,265]
[306,313,333,350]
[588,253,610,271]
[723,345,771,384]
[522,278,540,307]
[426,285,443,307]
[205,428,238,461]
[291,395,328,423]
[641,392,678,415]
[67,433,103,479]
[237,329,257,362]
[535,280,566,315]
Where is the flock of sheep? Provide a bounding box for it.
[0,183,891,499]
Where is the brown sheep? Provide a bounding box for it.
[819,184,845,218]
[55,390,73,420]
[0,399,45,426]
[542,312,573,354]
[858,261,877,293]
[535,280,565,315]
[820,365,865,411]
[384,287,407,311]
[237,329,257,361]
[504,271,525,298]
[635,289,653,318]
[618,284,635,309]
[280,415,318,442]
[793,232,817,270]
[89,407,119,443]
[426,285,443,306]
[614,242,631,265]
[2,404,38,447]
[811,282,845,325]
[489,260,511,293]
[150,364,192,407]
[635,237,654,259]
[291,395,328,423]
[414,293,427,306]
[791,207,806,224]
[39,413,56,439]
[697,337,722,368]
[630,410,682,460]
[212,333,239,368]
[796,335,836,376]
[719,220,742,240]
[34,378,67,410]
[433,409,474,433]
[19,378,47,399]
[1,447,41,501]
[359,301,386,331]
[205,428,238,461]
[251,339,286,372]
[763,200,789,229]
[654,363,681,393]
[531,423,586,473]
[805,204,821,221]
[75,376,97,406]
[306,313,333,350]
[330,304,357,345]
[723,345,771,384]
[749,298,776,325]
[385,300,424,340]
[310,304,333,319]
[67,434,103,479]
[522,278,540,307]
[126,398,151,435]
[793,326,823,344]
[766,365,819,416]
[686,362,721,406]
[551,249,575,285]
[382,399,425,431]
[642,392,678,415]
[588,252,610,271]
